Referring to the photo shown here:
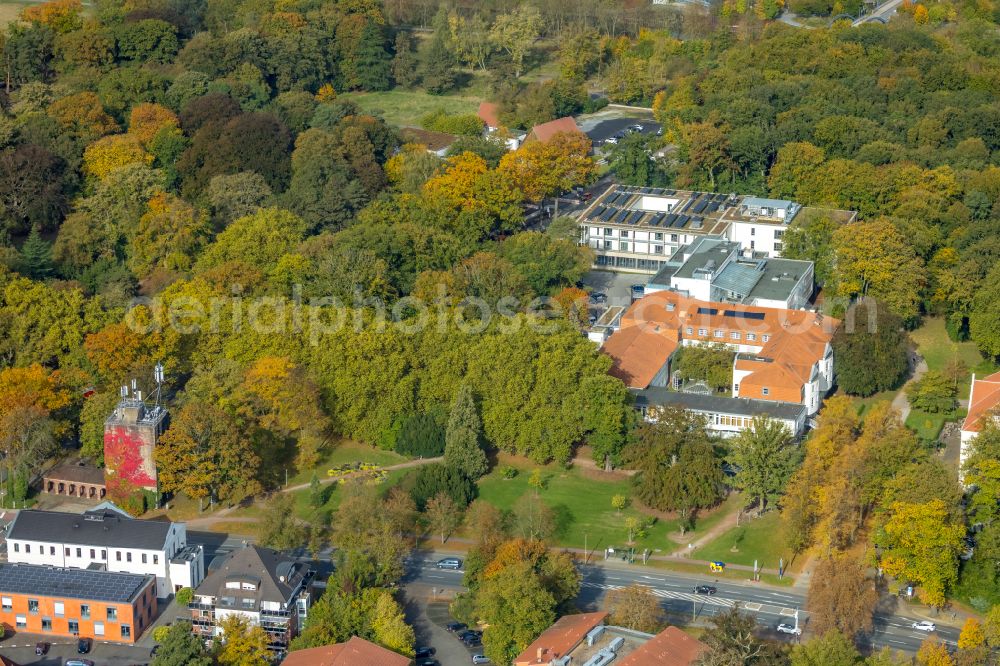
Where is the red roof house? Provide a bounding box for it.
[281,637,412,666]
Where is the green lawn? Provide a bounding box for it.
[473,461,739,555]
[851,390,895,417]
[910,317,995,381]
[341,90,482,128]
[692,512,791,571]
[285,439,409,487]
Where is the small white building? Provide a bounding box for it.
[960,371,1000,484]
[723,196,801,258]
[6,504,203,599]
[632,387,807,438]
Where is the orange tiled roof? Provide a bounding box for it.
[603,291,837,400]
[281,637,411,666]
[617,626,708,666]
[478,101,501,128]
[603,325,679,389]
[527,116,583,143]
[514,612,608,666]
[963,370,1000,433]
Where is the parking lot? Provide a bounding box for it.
[403,590,486,666]
[582,270,647,309]
[578,107,661,148]
[0,635,155,665]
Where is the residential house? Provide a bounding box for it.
[616,626,708,666]
[5,504,203,599]
[398,128,457,158]
[525,116,584,144]
[282,637,412,666]
[960,370,1000,483]
[514,611,608,666]
[189,544,314,655]
[478,101,502,131]
[601,290,837,436]
[0,563,156,644]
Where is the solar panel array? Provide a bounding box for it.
[696,307,719,315]
[724,310,766,321]
[0,564,150,603]
[586,187,736,230]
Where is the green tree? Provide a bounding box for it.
[698,605,786,666]
[444,384,489,480]
[425,491,462,544]
[581,375,632,471]
[419,7,457,95]
[783,212,837,285]
[215,614,270,666]
[19,225,54,279]
[258,492,307,552]
[407,463,477,511]
[625,409,725,531]
[970,262,1000,359]
[728,417,797,515]
[791,631,863,666]
[832,299,910,397]
[489,5,543,78]
[391,32,419,88]
[674,343,734,393]
[906,370,957,414]
[395,412,445,457]
[353,20,391,91]
[151,621,212,666]
[610,133,668,186]
[479,561,557,666]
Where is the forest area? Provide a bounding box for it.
[0,0,999,663]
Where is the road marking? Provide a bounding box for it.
[779,608,797,616]
[745,602,762,611]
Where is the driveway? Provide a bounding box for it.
[402,587,485,666]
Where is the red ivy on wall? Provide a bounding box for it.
[104,427,156,488]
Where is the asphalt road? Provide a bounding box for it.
[402,551,959,656]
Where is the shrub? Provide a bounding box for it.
[152,625,172,642]
[405,463,477,511]
[419,109,484,137]
[500,465,518,479]
[175,587,193,605]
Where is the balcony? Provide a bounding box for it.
[260,608,291,618]
[188,602,215,611]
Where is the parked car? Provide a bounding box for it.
[446,621,467,633]
[463,635,483,647]
[912,621,936,632]
[693,585,717,595]
[604,135,619,145]
[627,123,644,132]
[78,637,92,654]
[35,642,48,655]
[417,660,439,666]
[776,623,801,636]
[436,557,462,570]
[459,629,483,639]
[66,661,95,666]
[415,647,436,658]
[473,655,491,664]
[589,291,607,304]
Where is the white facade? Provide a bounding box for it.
[7,514,203,598]
[728,220,788,258]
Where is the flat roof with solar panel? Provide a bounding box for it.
[0,563,153,604]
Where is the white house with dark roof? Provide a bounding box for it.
[5,504,203,599]
[189,544,314,655]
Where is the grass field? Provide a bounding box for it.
[692,512,791,571]
[910,317,994,380]
[341,90,482,128]
[285,439,409,487]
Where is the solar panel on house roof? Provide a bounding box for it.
[706,201,720,213]
[663,214,677,226]
[600,207,618,221]
[627,211,644,225]
[664,189,676,195]
[724,310,766,320]
[692,200,709,214]
[651,212,665,226]
[674,214,689,227]
[697,307,719,315]
[591,206,606,218]
[615,209,630,223]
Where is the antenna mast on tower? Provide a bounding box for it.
[153,363,165,410]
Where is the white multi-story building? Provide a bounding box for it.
[645,237,815,310]
[577,185,856,273]
[6,504,204,599]
[189,544,313,656]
